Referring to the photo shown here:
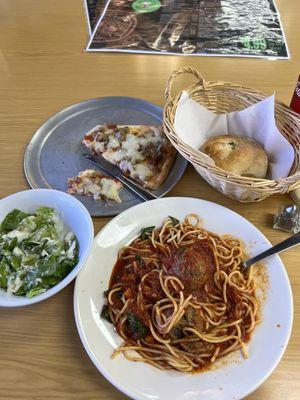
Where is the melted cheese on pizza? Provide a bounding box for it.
[82,125,174,188]
[67,169,122,203]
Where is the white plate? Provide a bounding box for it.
[74,197,293,400]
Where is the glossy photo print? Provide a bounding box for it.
[85,0,289,58]
[84,0,106,34]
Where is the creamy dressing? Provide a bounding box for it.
[0,207,78,297]
[13,247,24,257]
[7,275,24,295]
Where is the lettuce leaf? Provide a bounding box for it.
[0,209,29,233]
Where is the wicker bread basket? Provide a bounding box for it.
[163,67,300,202]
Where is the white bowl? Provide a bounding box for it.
[0,189,94,307]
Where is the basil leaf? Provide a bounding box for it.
[169,216,179,226]
[170,325,183,339]
[126,312,148,339]
[135,255,141,263]
[0,209,29,233]
[101,304,112,323]
[140,226,155,240]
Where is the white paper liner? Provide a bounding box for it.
[174,91,295,179]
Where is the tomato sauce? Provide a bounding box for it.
[106,234,255,372]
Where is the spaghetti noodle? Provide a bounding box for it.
[101,214,260,372]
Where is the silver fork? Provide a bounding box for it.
[243,231,300,270]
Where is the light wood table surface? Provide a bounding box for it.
[0,0,299,399]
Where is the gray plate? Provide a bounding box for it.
[24,96,187,217]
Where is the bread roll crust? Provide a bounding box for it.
[201,135,268,178]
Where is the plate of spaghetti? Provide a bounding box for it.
[74,197,293,400]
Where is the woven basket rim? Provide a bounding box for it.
[185,151,300,184]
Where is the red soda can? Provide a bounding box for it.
[290,75,300,205]
[290,75,300,114]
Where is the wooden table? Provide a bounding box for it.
[0,0,299,398]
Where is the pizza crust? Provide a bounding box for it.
[142,146,176,189]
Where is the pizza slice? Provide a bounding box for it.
[82,124,176,190]
[67,169,123,203]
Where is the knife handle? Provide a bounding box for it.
[118,175,158,200]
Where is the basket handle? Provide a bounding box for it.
[165,66,207,103]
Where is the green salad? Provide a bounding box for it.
[0,206,79,298]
